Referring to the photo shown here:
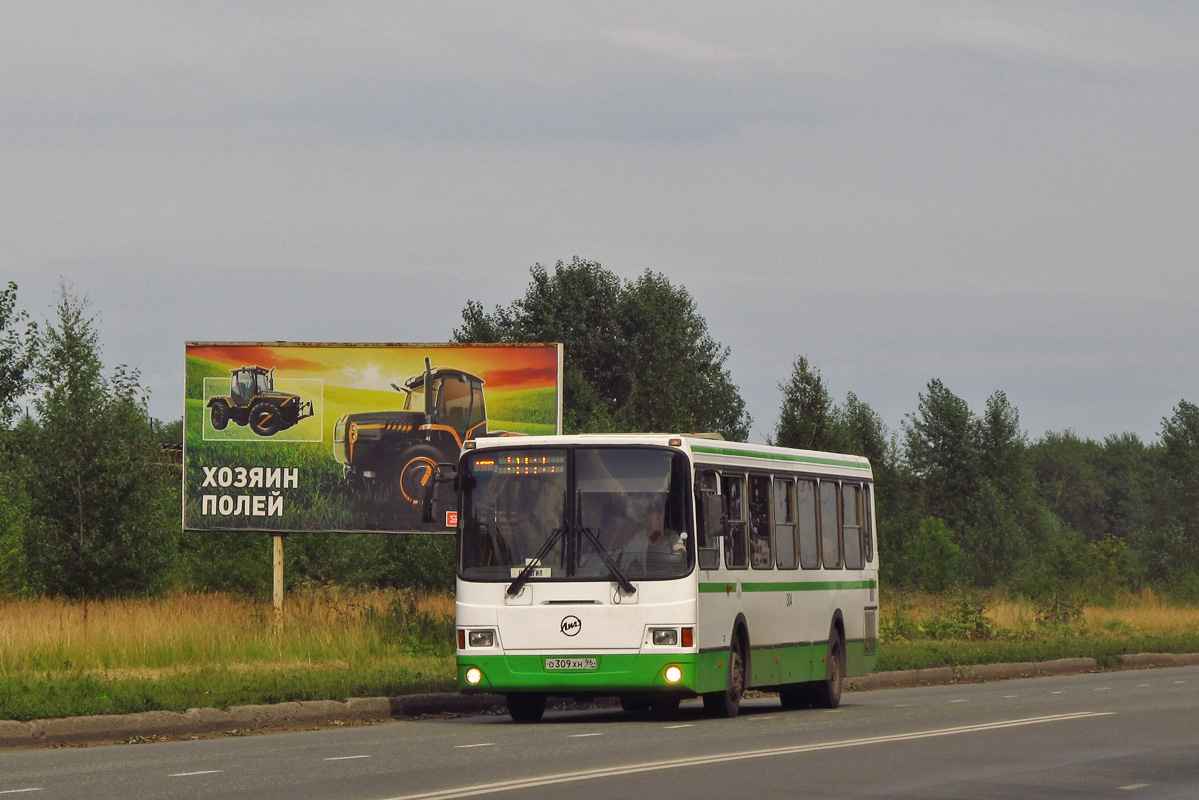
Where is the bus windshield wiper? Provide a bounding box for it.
[578,526,635,595]
[507,527,565,597]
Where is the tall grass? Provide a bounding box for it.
[878,588,1199,671]
[0,588,456,720]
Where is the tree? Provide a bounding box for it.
[0,281,37,426]
[772,356,843,451]
[1154,399,1199,574]
[455,258,751,439]
[21,287,179,597]
[903,379,979,528]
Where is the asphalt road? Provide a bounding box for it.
[3,666,1197,800]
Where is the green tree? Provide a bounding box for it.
[1154,399,1199,577]
[21,287,179,597]
[1029,431,1107,540]
[772,356,845,451]
[455,258,750,439]
[907,517,962,592]
[0,281,37,425]
[903,379,979,529]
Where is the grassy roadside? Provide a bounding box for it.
[0,588,455,722]
[3,588,1198,721]
[878,589,1199,671]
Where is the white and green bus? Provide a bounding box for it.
[448,433,878,721]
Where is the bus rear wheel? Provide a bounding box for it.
[703,633,745,718]
[506,693,547,723]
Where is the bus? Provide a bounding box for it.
[447,433,879,721]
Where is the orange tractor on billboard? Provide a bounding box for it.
[333,358,490,504]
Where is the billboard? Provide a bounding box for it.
[184,342,562,534]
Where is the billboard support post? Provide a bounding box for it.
[273,534,285,631]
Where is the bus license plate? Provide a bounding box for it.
[544,657,597,670]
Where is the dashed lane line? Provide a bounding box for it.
[325,755,372,761]
[0,791,43,796]
[383,711,1114,800]
[169,771,224,777]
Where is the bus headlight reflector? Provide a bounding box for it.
[651,628,678,646]
[664,665,683,684]
[468,630,495,647]
[465,667,483,685]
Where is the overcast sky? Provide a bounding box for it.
[3,2,1196,444]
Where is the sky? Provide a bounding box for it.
[3,2,1197,445]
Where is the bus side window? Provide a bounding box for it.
[722,474,748,570]
[820,480,842,569]
[774,478,798,570]
[863,484,875,563]
[696,470,722,570]
[749,475,772,569]
[797,479,820,569]
[842,483,864,570]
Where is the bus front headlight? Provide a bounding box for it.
[651,628,678,646]
[468,630,495,648]
[664,665,683,684]
[465,667,483,685]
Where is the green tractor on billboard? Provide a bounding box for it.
[207,365,314,437]
[333,358,490,504]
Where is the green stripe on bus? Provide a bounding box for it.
[698,580,877,593]
[690,445,870,470]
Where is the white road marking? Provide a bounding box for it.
[1051,691,1065,695]
[1120,784,1150,790]
[383,712,1114,800]
[1093,687,1111,691]
[1004,695,1019,699]
[1137,684,1150,688]
[455,743,495,749]
[1174,681,1185,684]
[568,733,603,738]
[0,791,43,796]
[893,704,911,707]
[664,724,693,729]
[325,755,372,761]
[169,770,224,777]
[950,699,968,703]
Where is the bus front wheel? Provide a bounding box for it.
[506,693,547,723]
[703,633,745,718]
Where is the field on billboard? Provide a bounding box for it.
[184,342,563,534]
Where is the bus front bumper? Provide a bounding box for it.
[458,653,698,694]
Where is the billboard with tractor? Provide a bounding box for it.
[184,342,562,534]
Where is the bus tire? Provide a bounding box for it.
[703,633,745,718]
[812,627,845,709]
[506,693,547,723]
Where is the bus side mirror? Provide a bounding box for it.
[421,463,458,524]
[699,491,727,548]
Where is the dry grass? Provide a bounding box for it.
[884,588,1199,639]
[0,588,455,677]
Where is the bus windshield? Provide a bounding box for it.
[458,446,693,582]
